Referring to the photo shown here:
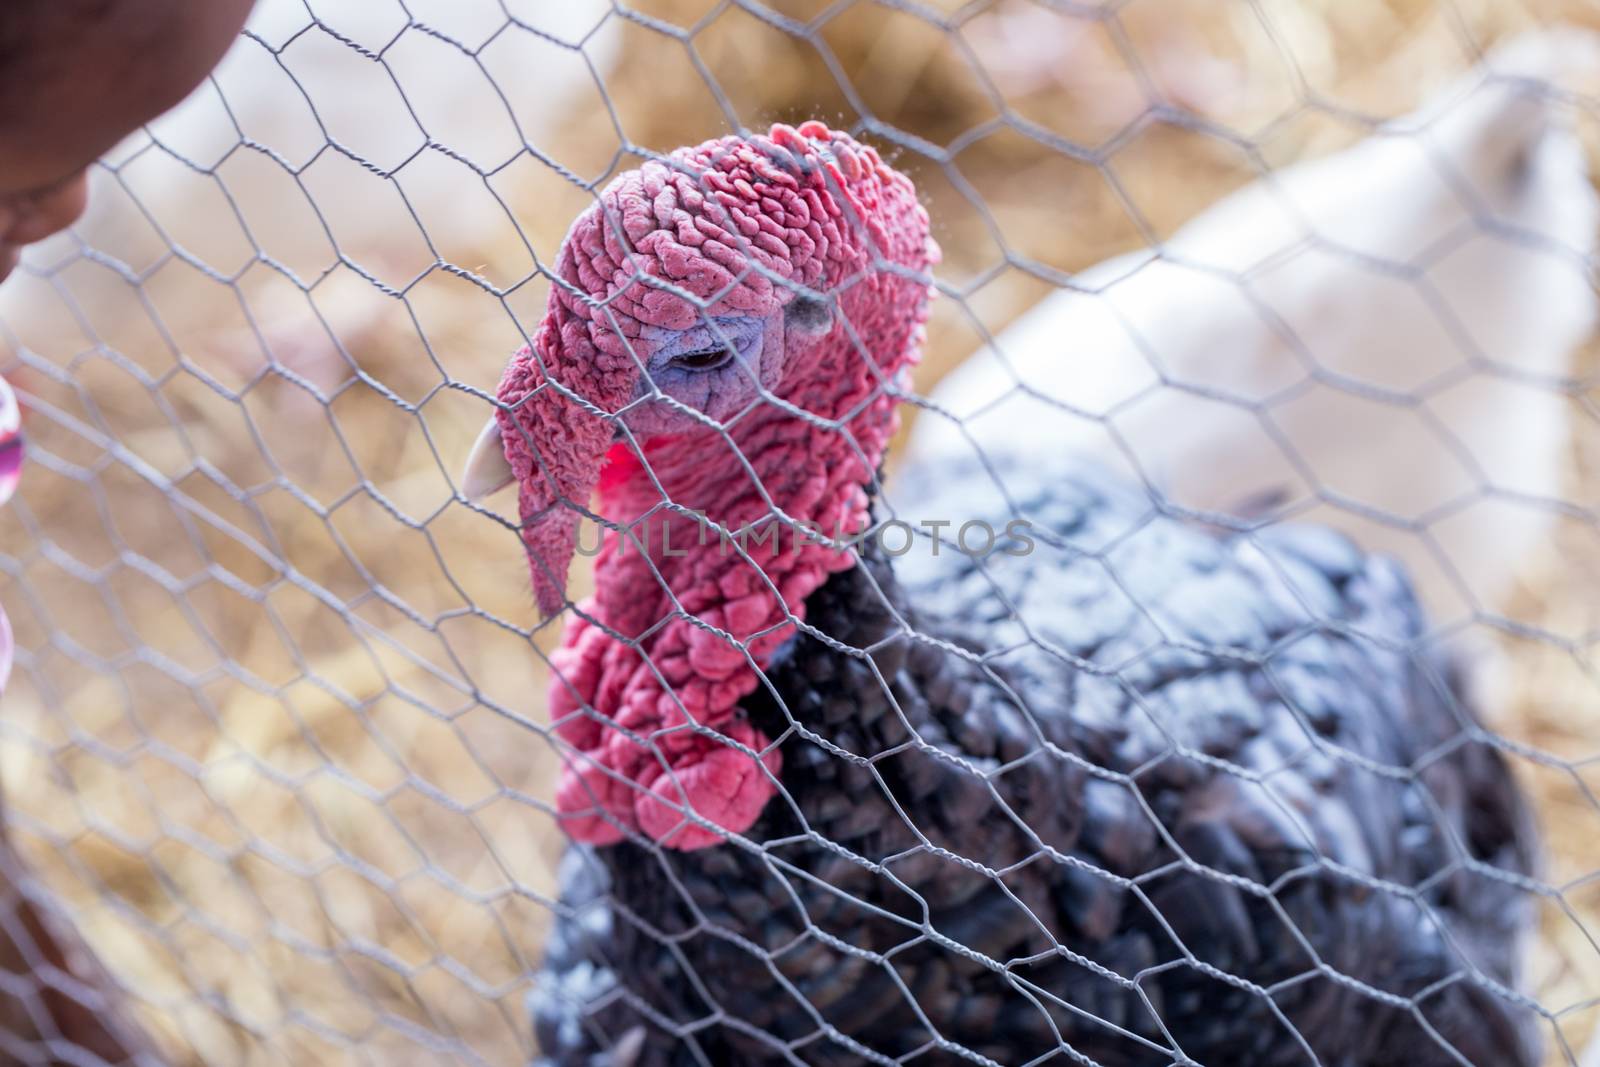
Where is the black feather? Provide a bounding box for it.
[531,457,1538,1067]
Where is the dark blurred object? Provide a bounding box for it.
[0,377,154,1065]
[0,833,157,1066]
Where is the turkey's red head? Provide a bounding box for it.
[465,122,936,616]
[463,122,936,847]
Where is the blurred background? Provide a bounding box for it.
[0,0,1597,1063]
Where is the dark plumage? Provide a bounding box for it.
[530,458,1537,1067]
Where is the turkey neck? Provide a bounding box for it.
[542,359,906,846]
[589,388,894,649]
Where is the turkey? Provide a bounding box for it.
[461,123,1539,1065]
[902,27,1600,624]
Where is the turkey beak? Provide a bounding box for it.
[460,417,515,501]
[461,347,620,620]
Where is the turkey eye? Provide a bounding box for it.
[784,294,831,333]
[670,346,733,371]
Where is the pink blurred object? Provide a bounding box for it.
[0,375,19,691]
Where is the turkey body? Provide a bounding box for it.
[531,457,1536,1067]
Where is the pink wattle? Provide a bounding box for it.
[497,122,937,849]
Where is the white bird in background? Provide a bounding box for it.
[903,28,1599,628]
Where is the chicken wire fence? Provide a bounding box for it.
[0,1,1598,1065]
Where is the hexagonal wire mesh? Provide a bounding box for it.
[0,0,1598,1064]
